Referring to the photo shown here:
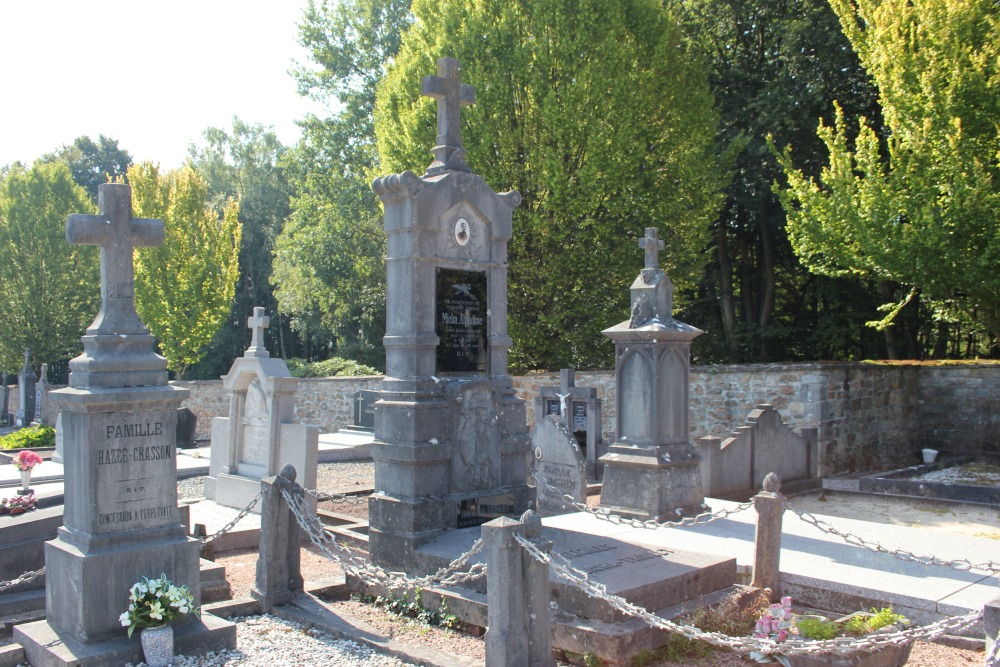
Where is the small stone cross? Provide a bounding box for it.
[638,227,665,270]
[66,183,164,334]
[421,57,475,173]
[245,307,270,358]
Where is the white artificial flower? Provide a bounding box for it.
[119,612,131,626]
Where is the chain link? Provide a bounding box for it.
[302,487,369,506]
[988,628,1000,667]
[281,486,486,592]
[515,532,982,658]
[533,474,754,529]
[0,567,45,593]
[202,490,263,545]
[784,499,1000,574]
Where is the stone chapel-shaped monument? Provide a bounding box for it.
[369,57,531,571]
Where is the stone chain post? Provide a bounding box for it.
[751,472,784,600]
[251,464,303,612]
[521,510,554,666]
[985,596,1000,665]
[484,516,529,666]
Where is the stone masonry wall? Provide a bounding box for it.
[9,364,995,475]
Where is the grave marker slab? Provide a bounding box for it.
[531,414,586,516]
[536,369,603,478]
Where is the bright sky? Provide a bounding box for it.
[0,0,326,170]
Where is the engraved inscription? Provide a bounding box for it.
[436,268,488,373]
[578,548,673,575]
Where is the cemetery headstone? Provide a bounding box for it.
[15,183,234,665]
[34,362,49,425]
[205,307,318,511]
[598,227,707,520]
[535,368,603,478]
[369,57,530,572]
[176,407,198,448]
[530,414,587,516]
[350,389,379,433]
[1,372,9,426]
[15,349,36,427]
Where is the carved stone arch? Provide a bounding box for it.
[657,346,688,444]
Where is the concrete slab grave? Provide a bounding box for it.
[368,57,530,572]
[14,183,234,667]
[205,306,318,511]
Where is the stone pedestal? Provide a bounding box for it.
[599,228,706,520]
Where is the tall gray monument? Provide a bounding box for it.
[369,57,530,571]
[16,184,233,666]
[15,349,36,427]
[598,227,706,519]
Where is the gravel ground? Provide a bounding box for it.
[179,462,985,666]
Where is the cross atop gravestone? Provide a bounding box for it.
[245,306,270,358]
[421,57,476,174]
[638,227,665,271]
[66,183,164,335]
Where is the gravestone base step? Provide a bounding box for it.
[14,613,236,667]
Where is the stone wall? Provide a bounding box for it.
[8,363,995,475]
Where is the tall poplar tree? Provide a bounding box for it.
[775,0,1000,349]
[0,162,97,374]
[128,163,242,378]
[376,0,726,369]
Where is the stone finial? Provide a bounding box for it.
[66,183,164,335]
[278,463,297,483]
[245,307,270,358]
[520,509,542,538]
[421,57,476,174]
[638,227,665,271]
[762,472,781,494]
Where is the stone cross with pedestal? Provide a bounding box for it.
[369,57,530,573]
[598,227,707,520]
[205,307,318,511]
[15,183,234,666]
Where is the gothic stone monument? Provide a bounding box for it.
[598,227,707,520]
[369,57,531,572]
[205,307,318,510]
[15,183,234,666]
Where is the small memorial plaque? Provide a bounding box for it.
[435,268,488,373]
[572,401,587,431]
[545,399,561,416]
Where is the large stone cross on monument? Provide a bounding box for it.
[245,306,270,358]
[638,226,665,271]
[421,56,476,174]
[66,183,163,336]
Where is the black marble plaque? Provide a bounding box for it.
[436,268,488,373]
[572,402,587,431]
[545,399,561,416]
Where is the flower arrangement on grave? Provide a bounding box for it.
[0,494,37,516]
[12,449,42,472]
[119,574,199,638]
[748,596,909,665]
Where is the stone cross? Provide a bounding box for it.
[66,183,164,335]
[421,57,475,173]
[245,306,270,358]
[638,227,665,270]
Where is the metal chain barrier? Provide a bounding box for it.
[303,487,369,506]
[281,486,486,591]
[534,473,754,529]
[515,532,982,658]
[0,567,45,593]
[784,499,1000,574]
[202,490,264,545]
[988,627,1000,667]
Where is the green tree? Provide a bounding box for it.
[44,135,132,204]
[272,0,410,369]
[128,163,242,378]
[775,0,1000,351]
[0,162,98,374]
[186,118,295,377]
[376,0,726,369]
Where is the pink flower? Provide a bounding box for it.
[13,450,43,472]
[777,628,788,643]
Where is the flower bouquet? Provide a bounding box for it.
[120,574,199,638]
[12,449,42,472]
[0,494,37,516]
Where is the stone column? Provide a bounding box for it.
[252,464,304,613]
[520,511,554,666]
[751,472,785,599]
[483,516,529,666]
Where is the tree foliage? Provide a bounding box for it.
[128,163,242,378]
[186,118,295,377]
[375,0,726,369]
[44,135,132,204]
[272,0,409,370]
[775,0,1000,347]
[0,162,98,374]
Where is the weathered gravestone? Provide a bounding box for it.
[530,414,586,516]
[599,227,707,520]
[15,183,234,666]
[205,307,318,511]
[15,349,36,427]
[34,362,50,425]
[536,368,604,479]
[368,57,531,572]
[349,389,379,433]
[1,372,10,426]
